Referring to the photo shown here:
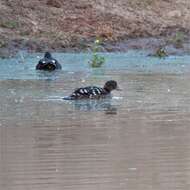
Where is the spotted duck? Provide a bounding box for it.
[63,80,120,100]
[36,52,62,71]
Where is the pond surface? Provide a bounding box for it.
[0,51,190,190]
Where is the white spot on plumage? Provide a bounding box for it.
[96,88,101,94]
[92,90,96,95]
[42,61,46,64]
[52,60,56,64]
[84,89,88,93]
[80,89,84,94]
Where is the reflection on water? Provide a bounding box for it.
[1,52,190,190]
[66,99,118,114]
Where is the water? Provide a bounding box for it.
[1,51,190,190]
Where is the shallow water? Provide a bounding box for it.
[1,51,190,190]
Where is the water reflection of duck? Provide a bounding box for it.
[63,80,120,100]
[36,52,62,71]
[72,99,117,114]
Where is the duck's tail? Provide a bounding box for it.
[63,96,75,100]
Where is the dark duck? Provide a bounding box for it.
[36,52,62,71]
[64,80,120,100]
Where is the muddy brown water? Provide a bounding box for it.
[0,52,190,190]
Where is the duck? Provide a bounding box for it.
[36,52,62,71]
[63,80,120,100]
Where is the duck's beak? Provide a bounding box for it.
[116,86,122,91]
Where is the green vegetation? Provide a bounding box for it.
[0,20,18,29]
[128,0,155,7]
[19,30,31,36]
[0,41,6,48]
[90,38,106,68]
[154,47,167,58]
[169,31,186,48]
[91,54,105,68]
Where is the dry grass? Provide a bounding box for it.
[0,0,190,50]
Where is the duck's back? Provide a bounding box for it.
[70,86,108,99]
[36,57,62,70]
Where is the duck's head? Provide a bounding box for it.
[44,52,52,59]
[103,80,120,92]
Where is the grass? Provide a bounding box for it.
[168,31,186,48]
[89,38,106,68]
[128,0,155,7]
[19,30,31,36]
[91,54,105,68]
[0,41,6,48]
[0,20,18,29]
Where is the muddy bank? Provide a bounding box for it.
[1,34,190,58]
[1,0,190,57]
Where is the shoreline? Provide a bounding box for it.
[1,0,190,58]
[1,35,190,58]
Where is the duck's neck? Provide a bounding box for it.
[103,87,111,94]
